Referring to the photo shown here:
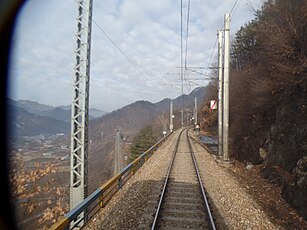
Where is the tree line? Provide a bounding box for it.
[201,0,306,165]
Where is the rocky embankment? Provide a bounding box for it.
[258,100,307,220]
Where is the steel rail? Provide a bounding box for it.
[151,128,185,230]
[50,131,173,230]
[187,130,216,230]
[152,128,216,229]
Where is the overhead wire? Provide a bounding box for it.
[230,0,242,18]
[218,0,241,31]
[184,0,191,94]
[84,0,243,101]
[186,68,211,77]
[230,0,241,16]
[73,0,171,98]
[201,36,218,86]
[202,0,242,86]
[92,19,169,98]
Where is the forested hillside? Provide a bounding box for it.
[200,0,307,218]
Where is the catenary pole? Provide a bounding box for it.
[114,128,121,175]
[223,13,230,161]
[180,0,184,127]
[194,97,197,125]
[170,100,173,132]
[218,30,223,158]
[70,0,93,227]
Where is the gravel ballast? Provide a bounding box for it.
[84,130,182,229]
[84,130,307,229]
[192,139,277,229]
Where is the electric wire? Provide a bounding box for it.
[92,19,169,98]
[230,0,242,18]
[203,0,241,86]
[80,0,242,102]
[230,0,240,16]
[201,36,218,86]
[218,0,241,31]
[186,68,211,77]
[73,0,171,98]
[184,0,191,93]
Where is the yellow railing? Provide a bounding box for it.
[50,131,173,230]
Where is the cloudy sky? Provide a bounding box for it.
[9,0,263,112]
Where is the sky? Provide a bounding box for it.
[9,0,263,112]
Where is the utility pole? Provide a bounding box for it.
[194,97,197,125]
[218,30,223,158]
[170,100,173,132]
[180,0,184,127]
[184,108,192,127]
[223,13,230,161]
[181,108,184,127]
[70,0,93,227]
[114,128,121,175]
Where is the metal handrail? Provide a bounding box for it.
[50,131,173,230]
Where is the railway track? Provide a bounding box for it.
[151,129,216,230]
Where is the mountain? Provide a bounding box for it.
[90,100,158,141]
[7,86,206,139]
[16,99,54,114]
[89,108,107,118]
[7,101,70,137]
[89,86,207,142]
[88,100,159,191]
[7,99,106,137]
[58,106,107,118]
[58,105,71,110]
[7,87,207,191]
[87,86,208,192]
[39,107,71,123]
[172,86,207,109]
[154,98,171,113]
[9,99,108,125]
[40,107,107,122]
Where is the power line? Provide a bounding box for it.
[230,0,241,16]
[184,0,191,93]
[230,0,242,18]
[218,0,241,31]
[92,19,138,74]
[184,3,190,71]
[203,0,240,86]
[186,68,211,77]
[92,18,169,97]
[201,36,218,86]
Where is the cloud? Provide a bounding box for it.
[9,0,263,112]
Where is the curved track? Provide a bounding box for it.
[151,129,216,230]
